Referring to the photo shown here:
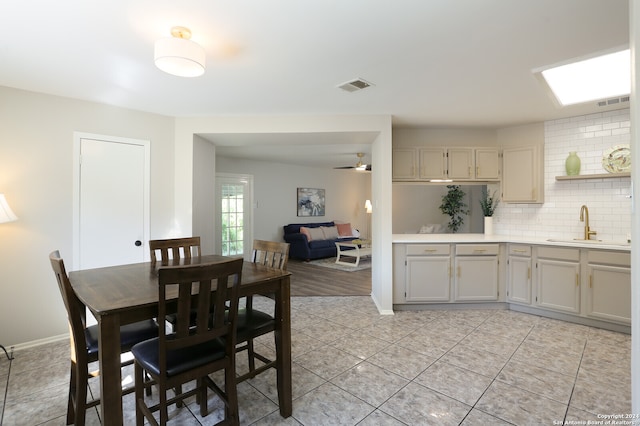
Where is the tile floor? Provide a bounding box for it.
[0,296,632,425]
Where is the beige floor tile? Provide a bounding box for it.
[292,382,374,425]
[497,359,575,404]
[331,361,409,407]
[414,360,493,405]
[475,380,567,425]
[379,382,471,425]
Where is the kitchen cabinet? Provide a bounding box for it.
[586,250,631,325]
[419,148,447,179]
[475,148,500,180]
[506,244,532,305]
[502,145,544,203]
[447,148,474,180]
[393,146,500,182]
[392,148,417,180]
[454,244,499,301]
[405,244,451,302]
[535,246,580,314]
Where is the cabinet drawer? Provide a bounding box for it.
[508,244,531,257]
[456,244,499,256]
[587,250,630,267]
[537,246,579,262]
[406,244,450,256]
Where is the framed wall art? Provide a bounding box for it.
[297,188,325,216]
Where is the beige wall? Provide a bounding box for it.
[0,86,176,347]
[216,156,372,242]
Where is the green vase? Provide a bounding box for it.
[565,151,581,176]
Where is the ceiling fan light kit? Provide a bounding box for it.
[154,26,206,77]
[334,153,371,171]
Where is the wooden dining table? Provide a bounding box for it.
[68,254,292,425]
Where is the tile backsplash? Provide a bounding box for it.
[493,108,631,242]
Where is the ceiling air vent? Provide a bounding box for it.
[597,96,629,107]
[338,78,373,92]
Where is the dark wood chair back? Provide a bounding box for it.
[149,236,201,265]
[49,251,88,368]
[251,240,290,271]
[158,258,243,350]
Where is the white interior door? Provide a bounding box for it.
[73,133,150,270]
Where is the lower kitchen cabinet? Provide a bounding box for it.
[535,247,580,314]
[405,244,451,302]
[454,244,499,301]
[586,250,631,325]
[507,244,532,305]
[393,242,630,331]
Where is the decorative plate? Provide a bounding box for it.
[602,145,631,173]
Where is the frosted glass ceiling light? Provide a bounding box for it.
[537,49,630,106]
[154,26,205,77]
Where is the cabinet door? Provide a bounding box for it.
[392,148,417,180]
[507,256,531,304]
[447,148,474,180]
[502,145,543,203]
[587,264,631,324]
[454,256,498,301]
[475,148,500,180]
[406,256,451,302]
[536,259,580,314]
[419,148,446,179]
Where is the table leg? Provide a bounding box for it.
[98,314,123,425]
[274,276,292,417]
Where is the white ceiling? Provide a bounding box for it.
[0,0,630,168]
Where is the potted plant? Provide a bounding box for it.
[439,185,469,233]
[479,188,499,235]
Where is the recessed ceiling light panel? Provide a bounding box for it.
[534,48,630,107]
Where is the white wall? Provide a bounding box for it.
[495,109,632,242]
[0,86,177,347]
[216,156,371,243]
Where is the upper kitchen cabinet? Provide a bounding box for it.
[475,148,500,180]
[419,148,447,179]
[393,147,500,182]
[447,148,474,180]
[392,148,418,180]
[502,145,544,203]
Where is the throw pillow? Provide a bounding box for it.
[307,227,325,241]
[336,223,353,237]
[321,226,339,239]
[300,227,312,241]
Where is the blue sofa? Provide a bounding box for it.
[283,221,358,261]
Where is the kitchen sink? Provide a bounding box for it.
[546,238,630,246]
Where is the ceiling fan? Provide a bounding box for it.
[334,152,371,171]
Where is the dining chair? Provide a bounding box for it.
[235,239,289,383]
[149,236,201,265]
[49,251,159,426]
[131,258,243,426]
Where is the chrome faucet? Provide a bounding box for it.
[579,205,597,240]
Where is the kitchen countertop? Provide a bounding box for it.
[392,233,631,251]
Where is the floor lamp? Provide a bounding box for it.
[0,194,17,362]
[365,199,372,240]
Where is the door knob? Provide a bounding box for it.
[135,240,142,247]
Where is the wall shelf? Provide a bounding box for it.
[555,172,630,181]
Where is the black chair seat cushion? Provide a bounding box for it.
[85,319,159,356]
[236,308,275,341]
[131,338,226,377]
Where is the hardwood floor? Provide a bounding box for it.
[286,258,371,296]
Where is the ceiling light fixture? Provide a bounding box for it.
[535,48,630,106]
[154,26,205,77]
